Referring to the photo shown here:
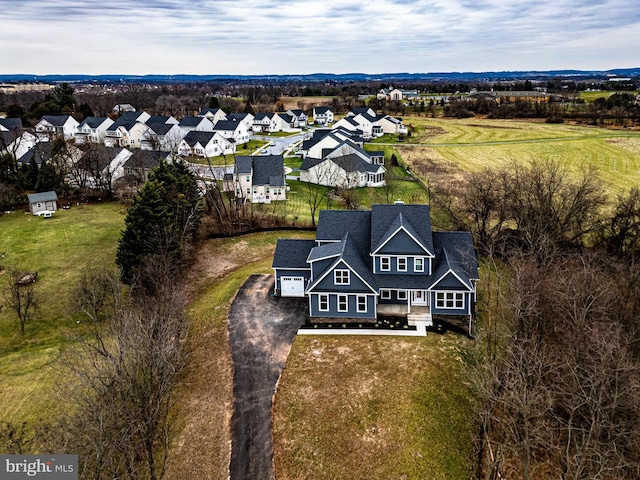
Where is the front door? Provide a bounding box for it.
[411,290,428,306]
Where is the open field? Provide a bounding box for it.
[578,90,638,103]
[279,96,334,111]
[392,117,640,196]
[0,202,125,423]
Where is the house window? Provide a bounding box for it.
[246,188,250,195]
[398,290,407,300]
[334,269,350,285]
[380,257,390,271]
[415,258,424,272]
[397,257,407,272]
[380,289,391,300]
[338,295,348,312]
[436,292,465,309]
[246,176,250,182]
[319,294,329,312]
[357,295,367,313]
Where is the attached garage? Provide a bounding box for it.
[280,276,306,297]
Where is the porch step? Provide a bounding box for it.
[408,312,433,327]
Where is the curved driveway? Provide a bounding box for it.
[228,274,307,480]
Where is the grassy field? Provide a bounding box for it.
[274,334,476,480]
[391,117,640,196]
[0,202,125,423]
[578,90,638,103]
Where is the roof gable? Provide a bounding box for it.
[370,204,433,255]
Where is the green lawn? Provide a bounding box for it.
[0,202,125,423]
[393,117,640,196]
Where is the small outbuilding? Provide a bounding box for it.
[27,191,58,215]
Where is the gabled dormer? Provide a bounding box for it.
[370,205,434,275]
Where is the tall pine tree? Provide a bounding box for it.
[116,159,202,284]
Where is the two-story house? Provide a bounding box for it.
[35,115,79,140]
[75,117,114,144]
[230,155,287,203]
[177,131,234,157]
[313,106,334,125]
[272,203,479,335]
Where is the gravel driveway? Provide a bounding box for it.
[228,274,307,480]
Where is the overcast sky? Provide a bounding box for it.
[1,0,638,75]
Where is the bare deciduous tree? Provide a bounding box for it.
[3,269,38,334]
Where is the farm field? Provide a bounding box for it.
[394,117,640,195]
[0,202,125,423]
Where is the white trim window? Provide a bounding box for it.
[334,269,350,285]
[380,256,390,271]
[436,292,465,309]
[380,289,391,300]
[397,257,407,272]
[398,290,407,300]
[357,295,367,313]
[319,294,329,311]
[338,295,348,312]
[414,257,424,272]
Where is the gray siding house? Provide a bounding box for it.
[272,203,479,334]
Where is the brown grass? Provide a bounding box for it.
[278,96,333,111]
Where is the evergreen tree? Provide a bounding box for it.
[116,159,202,283]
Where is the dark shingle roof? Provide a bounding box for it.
[370,204,433,254]
[272,239,316,269]
[252,155,285,187]
[182,131,216,147]
[179,116,206,127]
[18,142,52,165]
[234,156,253,175]
[40,115,72,126]
[431,232,479,286]
[212,120,242,131]
[78,117,109,129]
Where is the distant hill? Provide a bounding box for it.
[1,69,638,84]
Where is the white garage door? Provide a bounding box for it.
[280,276,305,297]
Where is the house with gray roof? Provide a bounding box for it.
[272,203,479,335]
[313,106,334,125]
[229,155,286,203]
[35,115,79,140]
[178,116,214,132]
[75,117,114,144]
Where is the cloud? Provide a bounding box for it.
[0,0,638,74]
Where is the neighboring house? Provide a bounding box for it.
[140,122,186,151]
[198,108,227,124]
[178,116,214,132]
[112,104,136,115]
[376,115,408,135]
[229,155,287,203]
[35,115,79,140]
[17,141,53,167]
[0,118,36,159]
[287,109,308,127]
[212,119,250,145]
[377,87,419,101]
[75,117,114,144]
[27,191,58,214]
[271,113,299,132]
[300,155,385,189]
[177,131,234,158]
[72,146,132,191]
[227,113,255,132]
[252,113,273,132]
[117,149,172,185]
[313,106,334,125]
[272,203,479,335]
[17,141,82,168]
[104,111,151,147]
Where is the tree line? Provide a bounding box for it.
[454,159,640,478]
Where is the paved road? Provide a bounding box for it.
[228,274,307,480]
